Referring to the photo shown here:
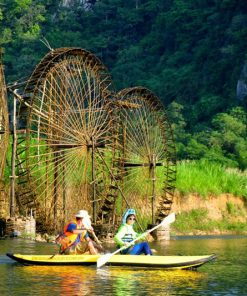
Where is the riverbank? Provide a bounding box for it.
[171,192,247,235]
[1,191,247,243]
[33,192,247,243]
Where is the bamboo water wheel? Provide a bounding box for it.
[15,48,117,230]
[0,51,9,180]
[113,87,176,229]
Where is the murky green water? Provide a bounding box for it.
[0,236,246,295]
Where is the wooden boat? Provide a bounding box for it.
[6,253,216,269]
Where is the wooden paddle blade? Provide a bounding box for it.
[161,213,175,226]
[97,253,113,268]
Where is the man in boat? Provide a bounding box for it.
[58,210,99,255]
[114,209,152,255]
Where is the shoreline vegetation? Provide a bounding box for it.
[172,206,247,236]
[3,159,247,238]
[172,160,247,235]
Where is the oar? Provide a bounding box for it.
[97,212,176,268]
[91,231,102,246]
[90,231,105,253]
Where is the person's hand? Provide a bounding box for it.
[146,233,154,242]
[124,241,135,248]
[87,227,94,233]
[122,242,130,249]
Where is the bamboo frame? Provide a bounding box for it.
[0,50,9,181]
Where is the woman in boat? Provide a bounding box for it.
[114,209,152,255]
[58,210,99,255]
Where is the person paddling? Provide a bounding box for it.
[114,209,152,255]
[58,210,99,255]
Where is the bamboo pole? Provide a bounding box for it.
[10,96,17,217]
[91,137,96,224]
[151,153,156,225]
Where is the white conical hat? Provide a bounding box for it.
[75,210,90,218]
[75,210,92,229]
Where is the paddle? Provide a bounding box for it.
[90,230,102,246]
[97,212,176,268]
[90,230,105,253]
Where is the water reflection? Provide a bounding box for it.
[22,266,95,295]
[97,268,205,296]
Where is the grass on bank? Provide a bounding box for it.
[172,209,247,234]
[176,160,247,200]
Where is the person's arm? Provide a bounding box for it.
[85,235,90,242]
[114,225,127,247]
[67,223,87,234]
[72,228,87,234]
[135,230,152,242]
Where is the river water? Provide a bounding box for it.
[0,236,246,295]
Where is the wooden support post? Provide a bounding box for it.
[53,152,58,223]
[10,96,17,217]
[151,154,156,225]
[91,137,96,224]
[62,152,66,221]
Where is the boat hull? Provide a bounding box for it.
[6,253,216,269]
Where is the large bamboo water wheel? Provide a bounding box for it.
[0,51,9,180]
[15,48,117,230]
[112,87,176,229]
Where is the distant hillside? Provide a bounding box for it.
[0,0,246,169]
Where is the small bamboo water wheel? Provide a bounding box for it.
[112,87,176,229]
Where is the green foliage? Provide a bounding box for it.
[171,106,247,169]
[1,0,247,170]
[14,0,32,12]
